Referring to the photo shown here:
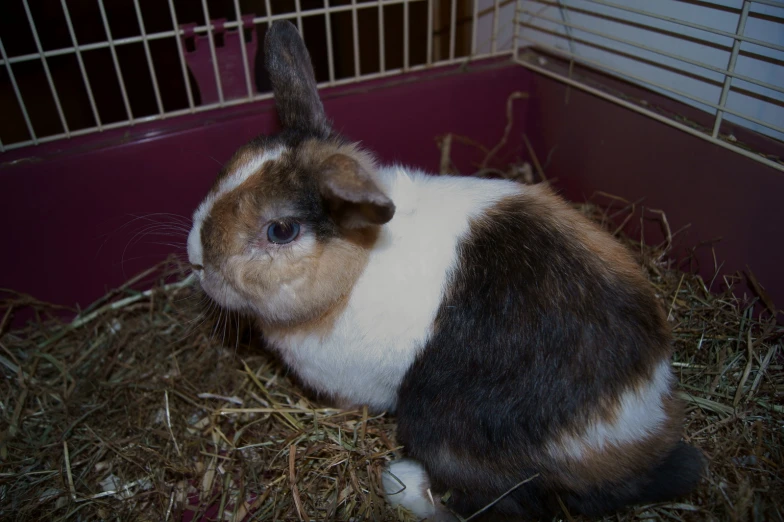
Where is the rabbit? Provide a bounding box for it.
[186,20,705,521]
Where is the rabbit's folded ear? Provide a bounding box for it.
[265,21,329,137]
[319,154,395,229]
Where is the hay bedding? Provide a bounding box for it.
[2,124,783,521]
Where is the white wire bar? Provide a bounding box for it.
[200,0,224,105]
[232,0,254,99]
[449,0,457,60]
[22,0,70,137]
[167,0,195,111]
[427,0,433,64]
[324,1,336,82]
[352,0,361,77]
[0,37,36,144]
[518,4,784,96]
[472,0,480,56]
[712,1,751,138]
[514,0,524,60]
[379,3,386,72]
[557,1,577,57]
[133,0,164,115]
[294,0,305,35]
[403,0,410,71]
[264,0,274,27]
[60,0,102,130]
[97,0,134,122]
[492,0,501,54]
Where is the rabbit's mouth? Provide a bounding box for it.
[196,264,250,313]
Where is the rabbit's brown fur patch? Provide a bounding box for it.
[197,138,381,326]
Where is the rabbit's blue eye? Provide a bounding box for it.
[267,220,300,244]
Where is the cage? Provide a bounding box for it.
[1,1,782,521]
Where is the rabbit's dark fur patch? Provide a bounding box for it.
[396,192,701,519]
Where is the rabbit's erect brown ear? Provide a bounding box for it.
[319,154,395,229]
[264,21,329,137]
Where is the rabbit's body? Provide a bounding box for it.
[187,21,704,521]
[264,167,521,412]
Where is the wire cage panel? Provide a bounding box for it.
[0,0,513,152]
[514,0,784,171]
[0,0,782,173]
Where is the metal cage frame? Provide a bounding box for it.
[0,0,782,172]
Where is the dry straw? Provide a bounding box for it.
[2,192,782,521]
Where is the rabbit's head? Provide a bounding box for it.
[187,21,394,326]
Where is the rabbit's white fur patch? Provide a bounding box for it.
[263,168,522,412]
[382,459,437,520]
[187,147,284,281]
[549,359,673,460]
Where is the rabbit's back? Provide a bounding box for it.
[392,186,694,519]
